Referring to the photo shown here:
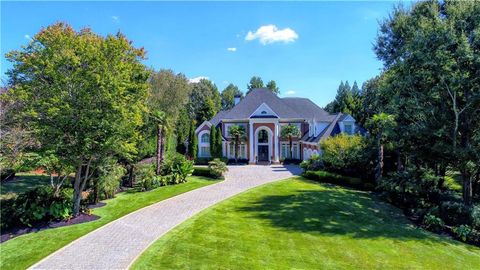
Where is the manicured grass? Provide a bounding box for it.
[132,177,480,270]
[0,176,219,270]
[0,173,51,199]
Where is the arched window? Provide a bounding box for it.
[258,130,269,143]
[201,133,210,143]
[261,110,267,115]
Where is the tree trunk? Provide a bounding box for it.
[375,134,383,184]
[73,159,92,216]
[396,149,403,171]
[234,138,239,163]
[461,169,473,206]
[156,124,162,175]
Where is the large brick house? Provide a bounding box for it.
[195,88,361,164]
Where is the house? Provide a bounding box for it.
[195,88,361,164]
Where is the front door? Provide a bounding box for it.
[258,145,269,161]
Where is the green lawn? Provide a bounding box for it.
[132,177,480,270]
[0,173,51,199]
[0,176,220,270]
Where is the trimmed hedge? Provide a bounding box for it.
[192,166,213,178]
[303,170,374,191]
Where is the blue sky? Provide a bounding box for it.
[1,1,399,106]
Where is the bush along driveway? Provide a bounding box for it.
[132,177,480,270]
[28,165,301,269]
[0,176,219,270]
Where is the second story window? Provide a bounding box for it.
[201,133,210,143]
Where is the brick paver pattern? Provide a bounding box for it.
[30,165,301,270]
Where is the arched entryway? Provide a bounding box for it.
[255,127,272,162]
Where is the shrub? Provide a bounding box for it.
[192,166,211,177]
[300,154,323,171]
[135,163,156,191]
[453,225,472,242]
[422,214,445,233]
[208,159,228,179]
[439,201,472,227]
[195,157,212,165]
[319,134,375,179]
[162,153,194,184]
[97,160,126,199]
[471,205,480,230]
[0,186,72,230]
[303,170,371,190]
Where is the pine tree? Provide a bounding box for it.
[188,122,198,159]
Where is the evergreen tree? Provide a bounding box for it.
[188,122,198,159]
[221,84,243,110]
[215,127,223,157]
[266,80,280,95]
[246,76,264,94]
[210,125,217,157]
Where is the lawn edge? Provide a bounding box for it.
[25,177,220,269]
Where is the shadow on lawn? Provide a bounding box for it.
[238,184,450,242]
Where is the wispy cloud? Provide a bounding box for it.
[188,76,209,83]
[245,25,298,45]
[286,90,296,95]
[24,34,32,40]
[227,47,237,52]
[111,16,120,23]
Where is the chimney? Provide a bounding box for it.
[234,95,241,106]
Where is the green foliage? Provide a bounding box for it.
[221,84,243,110]
[266,80,280,94]
[303,170,372,190]
[246,76,264,94]
[208,158,228,179]
[422,214,445,233]
[215,127,223,157]
[319,134,374,179]
[97,160,126,199]
[453,225,472,242]
[188,122,198,159]
[192,166,212,177]
[439,201,472,227]
[324,81,361,116]
[187,79,221,124]
[135,163,157,191]
[1,186,72,230]
[210,125,217,157]
[300,154,323,171]
[162,153,194,184]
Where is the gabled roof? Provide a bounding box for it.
[282,97,336,122]
[300,113,343,143]
[220,88,302,119]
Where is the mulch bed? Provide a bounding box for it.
[0,213,100,243]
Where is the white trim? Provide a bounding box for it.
[249,102,279,118]
[198,130,211,157]
[249,121,254,163]
[254,126,273,162]
[195,121,211,134]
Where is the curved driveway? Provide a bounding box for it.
[31,165,301,270]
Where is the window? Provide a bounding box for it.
[344,123,353,134]
[201,133,210,143]
[281,143,298,159]
[200,146,210,157]
[261,110,267,114]
[258,130,268,143]
[228,143,246,159]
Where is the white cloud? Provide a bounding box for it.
[188,76,209,83]
[245,25,298,45]
[24,34,31,40]
[112,16,119,23]
[227,47,237,52]
[286,90,296,95]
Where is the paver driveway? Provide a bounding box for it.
[30,165,301,270]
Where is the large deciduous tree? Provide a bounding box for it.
[221,83,243,110]
[188,79,221,124]
[5,23,150,215]
[374,1,480,205]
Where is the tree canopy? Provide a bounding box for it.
[221,83,243,110]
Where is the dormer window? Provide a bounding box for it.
[261,110,267,115]
[344,123,353,134]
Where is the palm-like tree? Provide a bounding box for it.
[151,110,168,175]
[281,124,301,159]
[228,125,246,163]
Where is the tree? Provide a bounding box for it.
[228,125,246,163]
[374,0,480,205]
[266,80,280,95]
[210,125,217,158]
[246,76,264,94]
[149,69,191,175]
[280,124,300,159]
[215,127,223,157]
[5,23,150,215]
[175,108,190,154]
[366,113,397,184]
[221,84,243,110]
[187,122,198,159]
[187,79,221,124]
